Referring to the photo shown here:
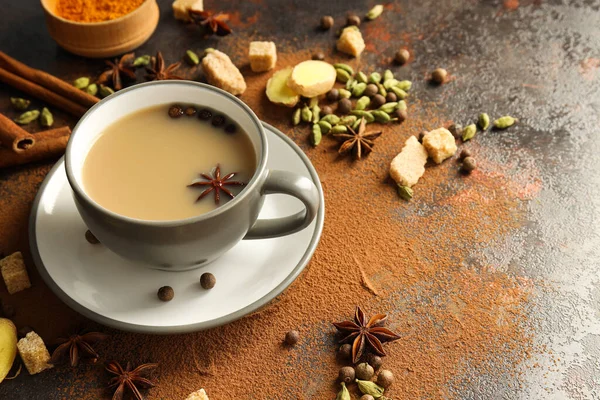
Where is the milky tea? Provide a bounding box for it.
[82,104,256,221]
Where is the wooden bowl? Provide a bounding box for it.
[40,0,159,58]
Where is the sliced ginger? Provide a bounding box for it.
[0,318,17,383]
[266,68,300,107]
[287,60,336,98]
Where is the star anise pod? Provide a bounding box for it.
[333,306,401,364]
[50,330,110,367]
[189,10,232,36]
[106,361,158,400]
[333,117,383,160]
[188,164,246,204]
[145,52,183,81]
[96,53,137,91]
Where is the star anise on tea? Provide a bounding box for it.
[333,117,383,160]
[333,306,401,364]
[145,52,183,81]
[189,10,232,36]
[188,164,246,204]
[106,361,158,400]
[96,52,137,91]
[50,330,110,367]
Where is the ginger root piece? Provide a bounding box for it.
[337,26,366,57]
[185,389,209,400]
[389,136,428,187]
[202,50,246,96]
[0,318,17,383]
[173,0,203,22]
[422,127,457,164]
[287,60,336,98]
[266,68,300,107]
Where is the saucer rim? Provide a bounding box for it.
[28,121,325,334]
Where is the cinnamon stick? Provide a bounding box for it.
[0,68,88,117]
[0,51,99,108]
[0,126,71,168]
[0,113,35,153]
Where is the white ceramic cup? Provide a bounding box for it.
[65,81,320,271]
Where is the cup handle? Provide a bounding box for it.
[244,169,320,239]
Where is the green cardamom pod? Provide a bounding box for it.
[14,110,40,125]
[383,69,394,81]
[397,80,412,91]
[352,118,362,130]
[184,50,200,66]
[336,382,351,400]
[493,115,517,129]
[318,120,332,134]
[40,107,54,127]
[397,100,407,111]
[346,77,356,91]
[372,110,391,123]
[10,97,30,111]
[356,379,385,398]
[301,105,312,122]
[132,55,151,67]
[378,102,398,114]
[311,124,322,146]
[368,72,382,84]
[204,48,216,56]
[390,86,408,99]
[383,78,399,90]
[333,63,354,76]
[350,110,375,123]
[311,105,320,123]
[355,96,371,110]
[462,123,477,141]
[85,83,98,96]
[338,89,352,99]
[366,4,384,20]
[292,108,301,126]
[376,82,387,96]
[397,185,414,201]
[356,71,368,83]
[73,77,90,90]
[331,125,348,134]
[309,97,319,108]
[478,113,490,130]
[98,85,115,98]
[352,82,367,97]
[336,68,351,83]
[339,115,358,126]
[320,114,340,125]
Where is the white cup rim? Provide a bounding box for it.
[65,80,267,227]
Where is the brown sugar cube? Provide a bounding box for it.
[336,26,366,57]
[202,50,247,96]
[0,252,31,294]
[249,41,277,72]
[17,331,53,375]
[185,389,209,400]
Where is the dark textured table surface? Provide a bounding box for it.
[1,0,600,399]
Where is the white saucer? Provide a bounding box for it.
[29,122,324,334]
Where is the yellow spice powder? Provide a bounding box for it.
[55,0,145,23]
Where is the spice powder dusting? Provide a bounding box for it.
[55,0,145,23]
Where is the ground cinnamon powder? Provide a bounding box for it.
[55,0,144,23]
[0,46,540,399]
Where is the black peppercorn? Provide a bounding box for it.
[85,230,100,244]
[212,115,226,127]
[338,366,355,383]
[157,286,174,302]
[347,14,361,26]
[312,52,325,61]
[320,15,334,30]
[200,272,216,289]
[338,343,352,360]
[184,106,197,117]
[225,124,237,134]
[327,88,340,102]
[364,83,379,98]
[395,49,410,65]
[337,98,352,114]
[284,330,300,345]
[367,354,383,371]
[386,92,397,103]
[168,105,184,118]
[371,94,386,109]
[321,105,333,116]
[198,109,212,120]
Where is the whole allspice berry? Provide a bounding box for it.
[371,94,386,109]
[321,15,334,30]
[364,83,379,98]
[367,354,383,371]
[395,49,410,65]
[338,366,356,384]
[312,52,325,61]
[377,369,394,388]
[157,286,174,302]
[284,330,300,345]
[386,92,397,103]
[338,344,352,360]
[85,230,100,244]
[200,272,216,289]
[449,123,463,139]
[462,157,477,173]
[327,88,340,102]
[395,108,408,123]
[355,362,375,380]
[338,98,352,114]
[347,14,361,26]
[431,68,448,84]
[459,148,472,160]
[321,105,333,116]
